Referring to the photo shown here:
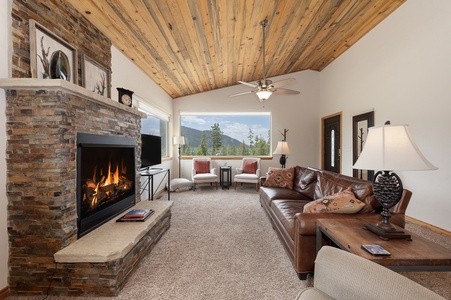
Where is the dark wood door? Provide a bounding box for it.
[323,114,341,173]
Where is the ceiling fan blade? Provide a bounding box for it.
[273,88,300,95]
[270,78,296,88]
[229,90,256,98]
[238,81,258,88]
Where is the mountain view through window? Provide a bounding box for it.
[180,113,271,156]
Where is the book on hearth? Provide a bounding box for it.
[117,209,154,222]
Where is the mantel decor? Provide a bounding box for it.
[29,19,78,83]
[82,54,111,97]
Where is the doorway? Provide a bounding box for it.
[322,113,341,173]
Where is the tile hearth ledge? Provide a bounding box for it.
[0,78,146,118]
[54,200,173,263]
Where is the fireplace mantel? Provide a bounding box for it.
[0,78,146,118]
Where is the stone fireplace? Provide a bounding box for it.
[1,79,172,296]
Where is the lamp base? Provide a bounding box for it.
[363,222,412,241]
[279,155,286,168]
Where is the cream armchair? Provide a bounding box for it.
[192,157,218,190]
[233,157,261,191]
[295,246,444,300]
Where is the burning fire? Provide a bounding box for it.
[82,160,132,209]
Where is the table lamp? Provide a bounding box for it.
[273,141,291,168]
[353,121,437,240]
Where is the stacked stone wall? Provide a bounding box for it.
[11,0,111,84]
[6,89,142,295]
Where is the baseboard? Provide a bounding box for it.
[405,215,451,238]
[0,286,9,300]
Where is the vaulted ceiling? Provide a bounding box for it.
[67,0,405,99]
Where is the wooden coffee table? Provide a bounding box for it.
[316,217,451,272]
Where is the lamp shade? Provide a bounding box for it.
[256,90,272,102]
[173,136,185,145]
[273,141,291,155]
[353,124,437,171]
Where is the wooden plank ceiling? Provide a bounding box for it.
[67,0,405,99]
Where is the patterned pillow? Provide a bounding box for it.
[243,161,258,174]
[194,160,210,174]
[263,167,294,189]
[303,188,365,214]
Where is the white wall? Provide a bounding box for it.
[0,0,11,291]
[319,0,451,230]
[172,70,321,178]
[111,46,174,200]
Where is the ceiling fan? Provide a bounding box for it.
[230,19,300,102]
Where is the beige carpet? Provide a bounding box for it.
[6,186,451,299]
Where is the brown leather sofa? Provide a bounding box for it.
[259,166,412,280]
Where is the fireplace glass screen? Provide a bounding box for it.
[77,133,136,237]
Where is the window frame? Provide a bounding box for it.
[179,112,272,158]
[135,96,171,159]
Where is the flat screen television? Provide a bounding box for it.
[140,134,162,169]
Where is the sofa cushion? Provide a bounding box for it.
[263,167,295,189]
[293,166,317,198]
[303,188,365,214]
[260,186,310,207]
[314,172,379,213]
[271,200,310,240]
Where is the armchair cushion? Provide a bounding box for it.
[194,160,210,174]
[243,160,258,174]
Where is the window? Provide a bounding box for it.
[136,96,170,158]
[180,112,271,156]
[141,114,168,157]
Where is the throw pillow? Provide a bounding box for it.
[243,161,258,174]
[303,188,365,214]
[314,172,379,213]
[263,167,294,189]
[194,160,210,174]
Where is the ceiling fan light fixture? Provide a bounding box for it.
[229,19,300,100]
[256,90,272,102]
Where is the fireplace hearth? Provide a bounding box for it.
[77,133,136,238]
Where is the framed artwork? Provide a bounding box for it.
[29,20,78,83]
[82,54,111,98]
[352,111,374,181]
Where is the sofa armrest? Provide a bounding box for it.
[295,213,363,235]
[295,288,333,300]
[259,176,267,186]
[392,189,412,214]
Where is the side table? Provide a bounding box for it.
[316,217,451,272]
[140,168,170,200]
[219,166,232,189]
